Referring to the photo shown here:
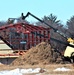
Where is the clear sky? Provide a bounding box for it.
[0,0,74,24]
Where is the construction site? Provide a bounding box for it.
[0,12,74,75]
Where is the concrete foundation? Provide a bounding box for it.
[0,58,17,65]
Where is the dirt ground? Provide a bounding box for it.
[0,64,74,75]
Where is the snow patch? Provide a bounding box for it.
[0,68,43,75]
[54,67,71,71]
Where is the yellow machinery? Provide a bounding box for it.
[64,38,74,57]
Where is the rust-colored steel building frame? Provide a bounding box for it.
[0,22,50,50]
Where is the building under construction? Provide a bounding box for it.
[0,21,50,64]
[0,22,50,50]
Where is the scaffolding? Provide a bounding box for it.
[0,22,50,50]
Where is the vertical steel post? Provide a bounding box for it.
[32,33,34,47]
[43,31,46,42]
[27,33,30,49]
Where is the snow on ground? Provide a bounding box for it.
[0,67,71,75]
[54,67,71,71]
[0,68,42,75]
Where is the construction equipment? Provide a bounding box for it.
[21,12,74,62]
[64,38,74,58]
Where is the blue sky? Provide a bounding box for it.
[0,0,74,24]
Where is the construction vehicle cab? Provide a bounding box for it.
[64,38,74,62]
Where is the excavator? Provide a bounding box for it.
[19,12,74,62]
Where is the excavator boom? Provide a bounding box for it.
[23,12,57,32]
[22,12,68,38]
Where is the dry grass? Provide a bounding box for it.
[0,64,74,75]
